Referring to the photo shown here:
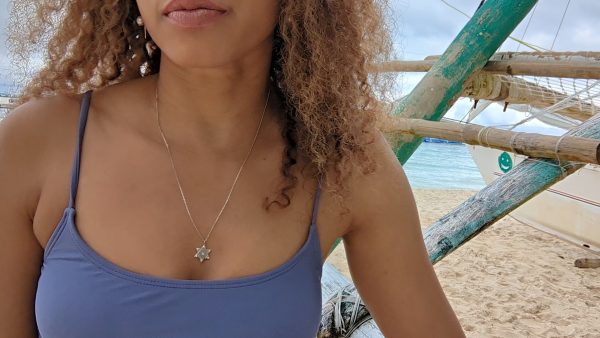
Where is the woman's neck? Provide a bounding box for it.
[150,46,280,154]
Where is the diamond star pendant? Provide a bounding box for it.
[194,245,211,263]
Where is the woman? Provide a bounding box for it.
[0,0,465,337]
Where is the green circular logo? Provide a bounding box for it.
[498,151,513,173]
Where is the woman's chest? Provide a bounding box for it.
[33,151,349,281]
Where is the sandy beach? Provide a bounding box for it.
[326,188,600,337]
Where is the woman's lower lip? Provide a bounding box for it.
[165,9,227,28]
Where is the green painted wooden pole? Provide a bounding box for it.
[392,0,539,165]
[425,112,600,263]
[327,0,538,256]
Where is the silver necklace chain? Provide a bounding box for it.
[154,80,271,262]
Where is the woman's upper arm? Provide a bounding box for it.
[343,130,465,337]
[0,103,48,337]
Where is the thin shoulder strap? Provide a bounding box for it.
[310,178,322,225]
[68,90,93,209]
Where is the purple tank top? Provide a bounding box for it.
[35,91,324,337]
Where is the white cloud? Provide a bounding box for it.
[392,0,600,135]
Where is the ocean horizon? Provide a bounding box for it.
[403,141,485,190]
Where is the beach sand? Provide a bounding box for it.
[326,188,600,337]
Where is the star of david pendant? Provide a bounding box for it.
[194,245,211,263]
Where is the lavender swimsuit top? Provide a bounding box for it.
[35,91,324,338]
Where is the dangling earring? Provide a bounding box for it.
[135,15,145,38]
[135,15,157,77]
[136,16,148,40]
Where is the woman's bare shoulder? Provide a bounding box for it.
[1,93,83,140]
[343,127,414,230]
[0,93,84,216]
[2,93,83,134]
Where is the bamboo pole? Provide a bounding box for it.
[370,60,436,73]
[462,73,596,122]
[424,112,600,264]
[372,52,600,79]
[386,117,600,164]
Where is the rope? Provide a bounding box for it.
[506,80,600,130]
[476,126,493,147]
[422,117,584,180]
[439,0,548,52]
[516,3,537,52]
[554,133,569,178]
[502,132,578,179]
[433,118,577,173]
[509,131,522,155]
[516,154,583,170]
[551,0,571,50]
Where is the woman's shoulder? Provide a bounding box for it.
[344,127,415,231]
[347,126,408,189]
[1,93,85,157]
[0,93,85,214]
[2,92,84,131]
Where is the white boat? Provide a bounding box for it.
[0,95,16,110]
[468,144,600,254]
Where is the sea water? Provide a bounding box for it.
[402,142,485,190]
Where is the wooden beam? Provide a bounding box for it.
[370,60,436,73]
[371,52,600,79]
[320,263,384,337]
[462,74,596,122]
[386,117,600,164]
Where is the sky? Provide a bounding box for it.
[0,0,11,91]
[1,0,597,134]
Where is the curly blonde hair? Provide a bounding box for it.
[8,0,398,212]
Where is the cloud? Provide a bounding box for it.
[391,0,600,135]
[395,0,600,56]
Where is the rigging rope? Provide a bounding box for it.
[516,3,538,52]
[551,0,571,50]
[439,0,547,52]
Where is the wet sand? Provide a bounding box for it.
[326,188,600,337]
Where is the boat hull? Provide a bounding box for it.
[468,145,600,254]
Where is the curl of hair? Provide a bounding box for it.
[8,0,399,213]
